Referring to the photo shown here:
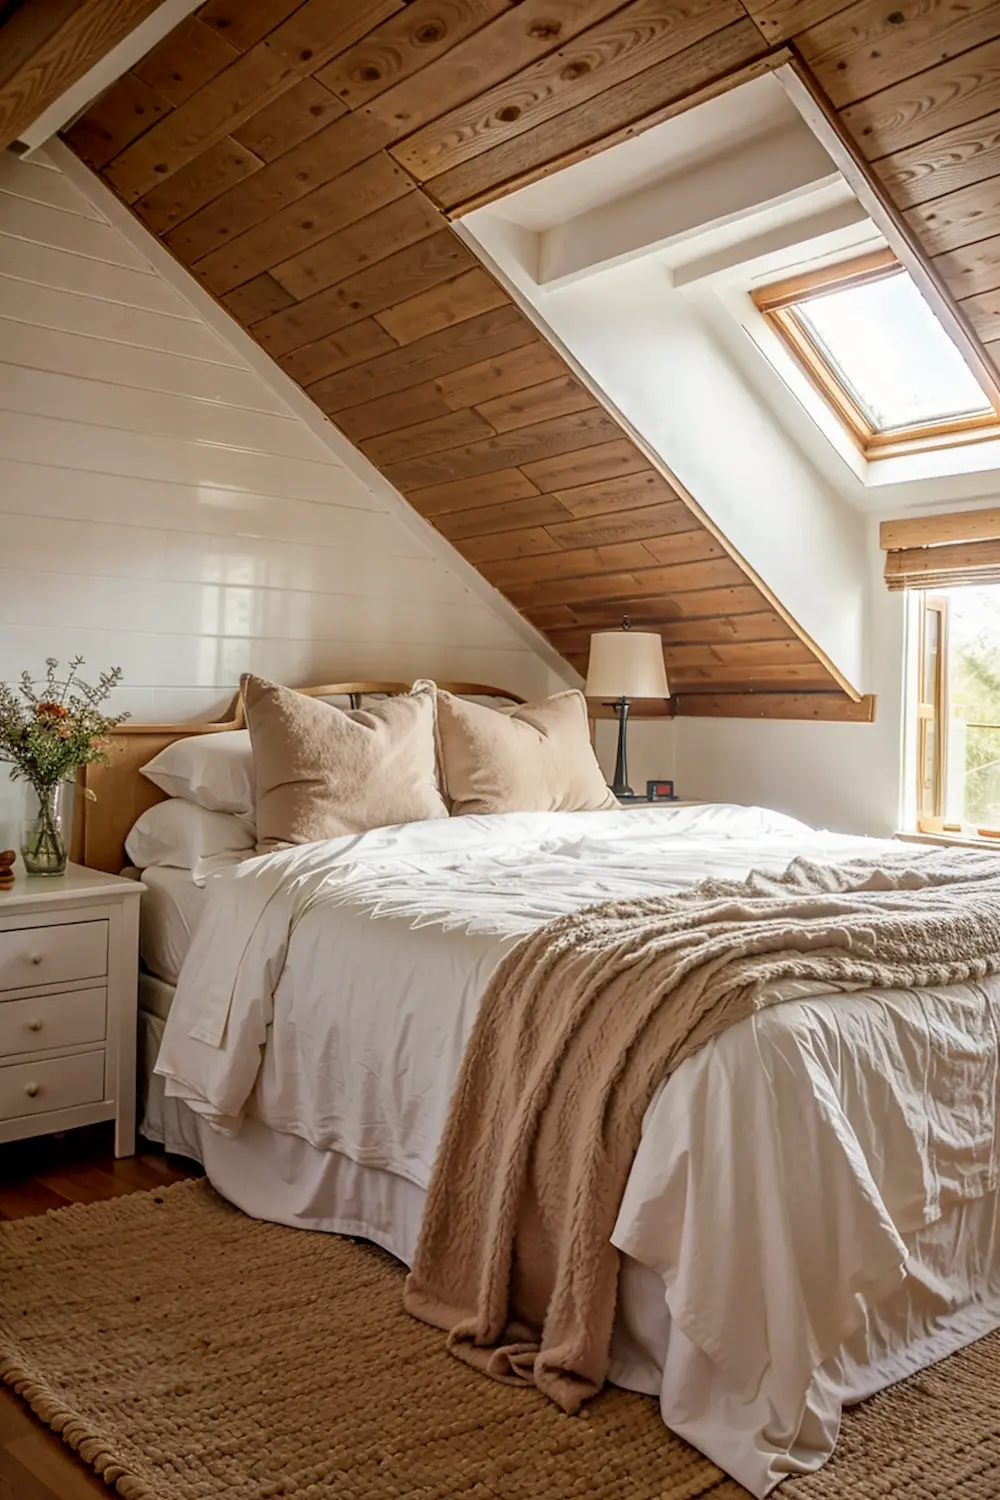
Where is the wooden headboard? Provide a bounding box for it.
[73,681,526,875]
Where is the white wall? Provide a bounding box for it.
[525,259,868,692]
[0,151,566,836]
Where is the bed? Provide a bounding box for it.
[80,682,1000,1500]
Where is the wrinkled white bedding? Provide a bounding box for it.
[156,804,1000,1495]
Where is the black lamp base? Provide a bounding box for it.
[609,696,632,798]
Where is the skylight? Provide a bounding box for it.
[752,252,999,459]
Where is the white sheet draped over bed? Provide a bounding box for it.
[154,805,1000,1496]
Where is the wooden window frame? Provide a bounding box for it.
[915,595,947,833]
[752,252,1000,461]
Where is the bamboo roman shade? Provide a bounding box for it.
[881,509,1000,591]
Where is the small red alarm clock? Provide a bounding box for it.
[646,780,675,801]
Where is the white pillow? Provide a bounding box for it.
[141,730,254,817]
[125,797,255,883]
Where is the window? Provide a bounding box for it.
[753,251,999,459]
[914,588,1000,839]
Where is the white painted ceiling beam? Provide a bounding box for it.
[671,195,869,288]
[535,124,837,290]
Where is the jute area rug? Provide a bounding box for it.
[1,1181,999,1500]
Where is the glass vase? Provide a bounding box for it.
[21,783,67,876]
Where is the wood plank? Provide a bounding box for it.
[381,408,620,490]
[461,525,564,564]
[934,235,1000,299]
[434,494,576,540]
[5,1426,119,1499]
[270,190,445,301]
[880,506,1000,547]
[960,286,1000,342]
[191,152,412,296]
[164,110,398,265]
[676,692,872,720]
[739,0,857,44]
[266,0,404,73]
[257,229,477,360]
[316,0,516,108]
[843,35,1000,159]
[665,639,818,668]
[668,661,837,688]
[394,0,743,183]
[570,584,768,622]
[0,0,80,92]
[905,175,1000,255]
[435,342,568,409]
[307,304,537,412]
[0,1179,66,1218]
[490,530,720,585]
[873,106,1000,210]
[133,136,263,235]
[0,0,161,151]
[522,437,649,491]
[406,467,541,517]
[475,373,594,433]
[643,530,728,565]
[374,266,509,345]
[231,75,346,162]
[33,1165,138,1206]
[62,71,171,170]
[361,408,496,466]
[797,0,1000,112]
[133,16,240,106]
[426,19,769,213]
[552,469,680,517]
[198,0,307,52]
[334,381,455,443]
[278,318,399,382]
[220,272,296,325]
[359,0,631,137]
[657,610,796,644]
[503,556,747,606]
[522,603,578,630]
[545,499,700,549]
[103,43,302,203]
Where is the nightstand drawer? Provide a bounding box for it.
[0,1050,105,1122]
[0,987,106,1058]
[0,920,108,992]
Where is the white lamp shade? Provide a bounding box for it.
[584,630,669,699]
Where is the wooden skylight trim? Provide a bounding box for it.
[752,251,1000,461]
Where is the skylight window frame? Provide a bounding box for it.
[752,251,1000,461]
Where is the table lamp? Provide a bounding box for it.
[584,621,670,798]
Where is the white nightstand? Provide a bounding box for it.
[0,864,143,1157]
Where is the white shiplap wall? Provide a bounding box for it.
[0,151,563,737]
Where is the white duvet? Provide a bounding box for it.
[156,804,1000,1496]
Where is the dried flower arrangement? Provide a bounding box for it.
[0,657,129,874]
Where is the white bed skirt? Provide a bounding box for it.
[138,1008,1000,1497]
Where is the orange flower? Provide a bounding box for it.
[36,701,68,719]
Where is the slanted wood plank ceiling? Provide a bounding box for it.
[61,0,1000,715]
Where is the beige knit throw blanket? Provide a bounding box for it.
[403,847,1000,1414]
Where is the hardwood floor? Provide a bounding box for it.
[0,1124,201,1500]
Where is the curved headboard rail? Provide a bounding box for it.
[74,679,525,874]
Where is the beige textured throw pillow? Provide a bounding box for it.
[241,675,448,851]
[434,688,617,816]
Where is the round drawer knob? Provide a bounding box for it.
[24,1082,40,1098]
[27,953,42,966]
[27,1019,43,1032]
